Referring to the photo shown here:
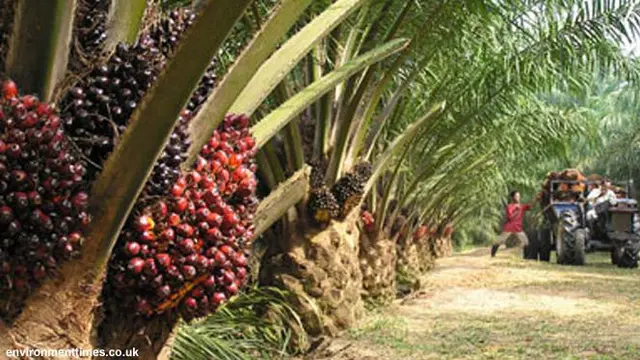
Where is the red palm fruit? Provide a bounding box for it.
[208,133,220,149]
[174,197,189,213]
[187,170,202,185]
[217,169,230,185]
[155,253,171,268]
[159,228,175,242]
[243,136,255,150]
[221,210,239,230]
[231,167,248,182]
[171,183,185,197]
[185,254,198,265]
[179,238,196,254]
[214,150,228,166]
[184,297,198,311]
[220,245,234,257]
[156,285,171,299]
[143,258,157,276]
[226,283,238,295]
[200,176,215,189]
[236,267,247,280]
[152,201,168,218]
[233,253,246,267]
[214,251,227,265]
[212,292,226,305]
[140,231,156,242]
[203,275,216,290]
[203,189,220,205]
[194,156,207,172]
[229,154,243,168]
[223,270,235,284]
[204,228,222,244]
[168,213,181,226]
[186,201,196,215]
[361,211,374,226]
[182,265,196,280]
[195,255,208,271]
[69,231,84,247]
[128,257,145,274]
[210,160,222,174]
[197,221,210,233]
[36,103,51,116]
[20,95,37,109]
[206,211,222,226]
[196,207,210,222]
[125,242,141,256]
[3,80,18,99]
[237,177,256,197]
[135,215,155,232]
[177,223,194,237]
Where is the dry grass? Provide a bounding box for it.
[306,248,640,360]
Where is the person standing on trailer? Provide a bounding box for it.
[491,190,533,257]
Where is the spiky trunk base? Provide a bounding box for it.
[397,236,436,276]
[432,236,452,258]
[359,234,396,305]
[259,211,363,351]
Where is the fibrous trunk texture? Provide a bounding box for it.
[0,0,15,72]
[397,236,436,276]
[0,261,99,358]
[259,210,363,350]
[359,233,396,305]
[432,235,452,258]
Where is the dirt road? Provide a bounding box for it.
[307,248,640,360]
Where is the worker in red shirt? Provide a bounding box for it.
[491,190,533,257]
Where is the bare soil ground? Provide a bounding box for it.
[305,247,640,360]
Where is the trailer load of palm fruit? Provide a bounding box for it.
[539,168,586,206]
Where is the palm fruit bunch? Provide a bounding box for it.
[413,225,428,241]
[59,7,217,196]
[361,210,375,233]
[147,8,218,112]
[331,161,372,218]
[443,224,454,238]
[73,0,111,61]
[104,114,257,321]
[306,159,339,226]
[0,80,90,318]
[539,168,586,206]
[59,40,165,174]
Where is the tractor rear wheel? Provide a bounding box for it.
[616,247,639,269]
[556,212,586,265]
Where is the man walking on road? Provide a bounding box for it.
[491,190,533,257]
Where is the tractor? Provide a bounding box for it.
[524,179,640,268]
